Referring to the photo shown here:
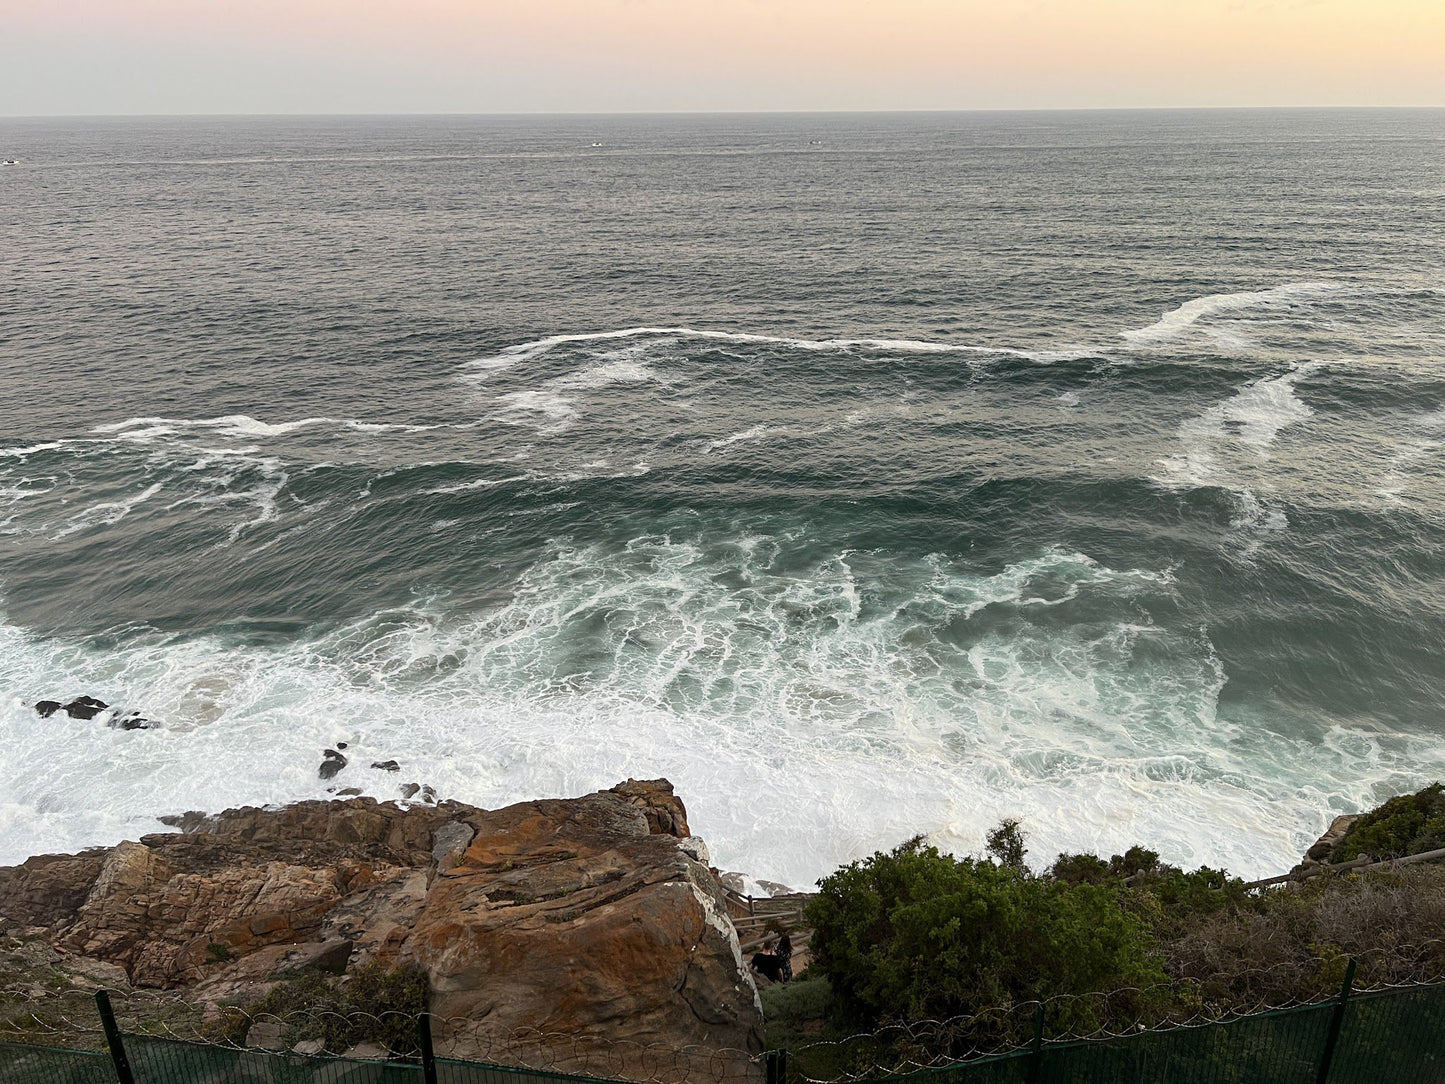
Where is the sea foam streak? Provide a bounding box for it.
[3,538,1436,885]
[1156,362,1324,491]
[461,326,1091,377]
[1123,282,1354,346]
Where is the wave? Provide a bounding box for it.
[461,325,1093,376]
[91,414,444,439]
[1123,282,1356,346]
[3,537,1437,884]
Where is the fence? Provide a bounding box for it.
[2,969,1444,1084]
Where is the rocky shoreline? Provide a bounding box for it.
[0,779,764,1075]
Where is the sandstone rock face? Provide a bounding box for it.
[0,779,760,1077]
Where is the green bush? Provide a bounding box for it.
[1330,783,1445,862]
[804,836,1168,1040]
[230,961,429,1055]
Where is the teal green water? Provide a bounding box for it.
[1,110,1443,885]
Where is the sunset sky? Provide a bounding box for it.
[4,0,1443,115]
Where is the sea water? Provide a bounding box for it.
[1,109,1442,885]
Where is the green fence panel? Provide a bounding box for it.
[436,1057,635,1084]
[0,1042,118,1084]
[1033,1003,1337,1084]
[859,1049,1032,1084]
[122,1034,423,1084]
[1326,983,1445,1084]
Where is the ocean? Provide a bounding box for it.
[1,109,1442,887]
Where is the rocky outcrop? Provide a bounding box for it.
[0,779,760,1076]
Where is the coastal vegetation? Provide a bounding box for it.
[781,783,1445,1062]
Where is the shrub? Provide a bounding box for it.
[233,961,429,1055]
[1330,783,1445,862]
[804,836,1168,1040]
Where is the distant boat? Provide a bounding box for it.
[1,159,16,166]
[589,142,604,148]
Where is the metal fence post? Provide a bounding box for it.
[765,1049,783,1084]
[1315,957,1358,1084]
[417,1012,438,1084]
[94,989,136,1084]
[1025,1003,1045,1084]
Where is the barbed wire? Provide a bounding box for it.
[5,942,1445,1084]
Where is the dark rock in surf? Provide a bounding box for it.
[157,811,215,832]
[63,696,108,721]
[371,760,400,772]
[318,749,348,780]
[399,783,420,800]
[35,701,62,719]
[111,712,155,731]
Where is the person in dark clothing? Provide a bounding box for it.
[750,951,784,982]
[776,932,793,982]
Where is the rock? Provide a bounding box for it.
[0,783,762,1079]
[245,1020,285,1050]
[678,836,711,865]
[399,783,420,801]
[340,1041,389,1061]
[430,822,474,875]
[277,938,353,975]
[61,955,131,991]
[408,788,761,1075]
[756,880,801,896]
[111,711,156,731]
[608,778,690,837]
[157,811,215,833]
[34,700,61,718]
[336,743,348,750]
[1305,814,1363,863]
[319,750,348,780]
[371,761,400,772]
[418,785,436,805]
[63,696,108,721]
[336,788,363,797]
[292,1038,326,1056]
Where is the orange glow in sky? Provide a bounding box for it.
[3,0,1443,114]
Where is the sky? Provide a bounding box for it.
[2,0,1443,116]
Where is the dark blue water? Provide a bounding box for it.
[2,110,1443,884]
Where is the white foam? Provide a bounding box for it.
[1124,283,1353,346]
[1378,405,1445,504]
[53,482,164,539]
[1156,363,1323,490]
[702,425,774,454]
[1,540,1430,885]
[92,415,441,440]
[462,326,1085,376]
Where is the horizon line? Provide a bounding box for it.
[5,104,1445,121]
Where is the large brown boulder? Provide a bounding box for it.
[0,780,760,1078]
